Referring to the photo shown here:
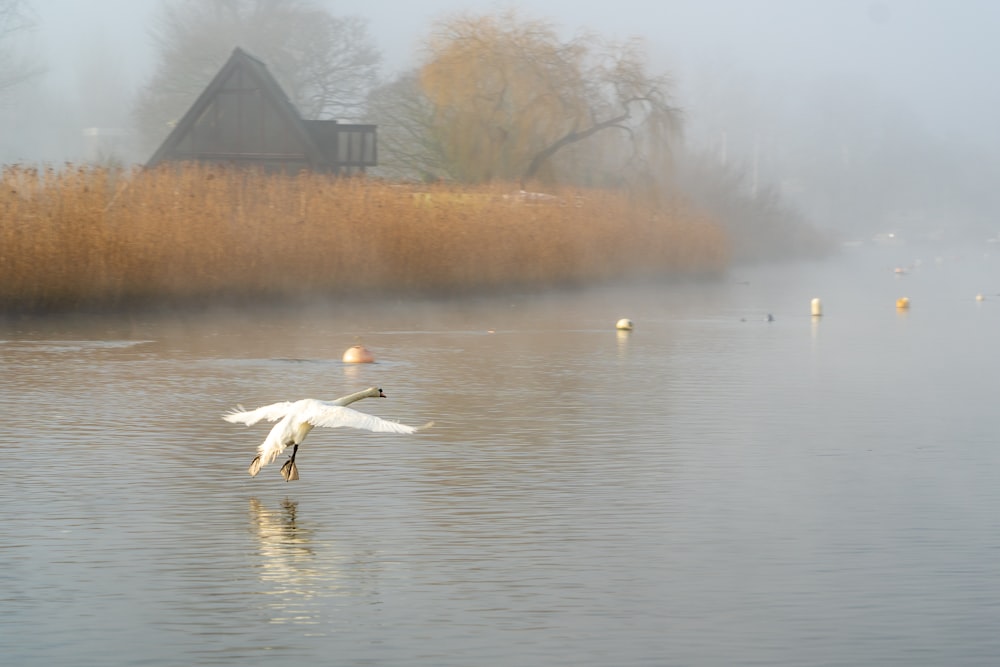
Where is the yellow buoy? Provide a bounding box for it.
[976,294,985,302]
[810,298,822,317]
[342,344,375,363]
[896,297,910,310]
[616,318,633,331]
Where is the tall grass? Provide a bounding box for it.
[0,163,729,313]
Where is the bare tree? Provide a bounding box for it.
[0,0,44,98]
[134,0,380,155]
[366,71,448,181]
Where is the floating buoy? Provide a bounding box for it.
[616,318,633,331]
[976,294,985,302]
[811,298,822,317]
[342,344,375,363]
[896,297,910,310]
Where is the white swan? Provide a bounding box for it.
[223,386,431,481]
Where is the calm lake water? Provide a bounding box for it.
[2,244,1000,666]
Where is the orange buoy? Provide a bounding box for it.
[896,297,910,310]
[342,344,375,363]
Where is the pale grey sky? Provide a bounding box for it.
[20,0,999,149]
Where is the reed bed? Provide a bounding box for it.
[0,163,729,313]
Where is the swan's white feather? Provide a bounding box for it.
[256,413,300,466]
[300,400,420,433]
[223,401,296,425]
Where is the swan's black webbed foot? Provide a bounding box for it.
[280,459,299,481]
[248,455,263,477]
[280,444,300,482]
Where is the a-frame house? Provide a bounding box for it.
[146,48,376,174]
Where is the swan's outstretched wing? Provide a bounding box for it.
[223,401,296,426]
[300,401,421,434]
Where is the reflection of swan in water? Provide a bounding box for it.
[225,387,432,481]
[249,498,316,575]
[248,497,326,624]
[247,498,383,625]
[249,497,305,539]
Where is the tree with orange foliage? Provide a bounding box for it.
[375,10,680,188]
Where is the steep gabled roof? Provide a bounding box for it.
[145,47,327,169]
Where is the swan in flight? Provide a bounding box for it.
[223,386,431,481]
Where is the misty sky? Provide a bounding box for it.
[6,0,1000,234]
[23,0,1000,140]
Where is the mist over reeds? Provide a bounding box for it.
[0,164,729,313]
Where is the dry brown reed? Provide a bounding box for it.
[0,163,729,313]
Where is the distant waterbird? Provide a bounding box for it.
[616,318,634,331]
[223,387,432,481]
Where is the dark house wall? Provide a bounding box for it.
[146,48,376,175]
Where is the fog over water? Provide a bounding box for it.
[4,0,999,239]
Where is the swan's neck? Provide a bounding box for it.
[334,389,375,406]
